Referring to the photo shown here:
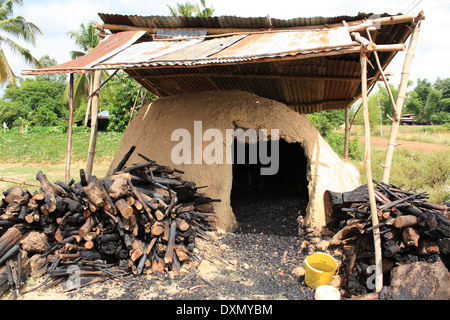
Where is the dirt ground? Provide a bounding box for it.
[13,194,333,301]
[355,136,448,153]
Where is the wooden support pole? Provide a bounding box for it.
[343,106,350,159]
[65,73,74,184]
[86,70,102,178]
[84,72,94,127]
[382,23,421,183]
[361,51,383,292]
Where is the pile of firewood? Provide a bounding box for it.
[324,181,449,297]
[0,149,218,298]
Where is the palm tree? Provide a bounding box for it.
[0,0,42,87]
[196,0,215,17]
[65,21,109,126]
[167,0,215,17]
[67,20,100,60]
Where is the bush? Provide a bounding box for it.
[307,109,345,137]
[359,148,450,204]
[325,131,364,161]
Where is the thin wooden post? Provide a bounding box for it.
[84,72,94,127]
[65,73,74,184]
[382,23,421,183]
[343,106,350,159]
[86,70,102,178]
[361,51,383,292]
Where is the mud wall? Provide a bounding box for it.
[108,90,360,231]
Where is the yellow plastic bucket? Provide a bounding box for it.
[304,252,338,289]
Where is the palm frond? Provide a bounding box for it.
[67,21,99,54]
[0,0,14,21]
[0,47,16,86]
[167,5,178,17]
[1,37,41,68]
[0,1,23,20]
[63,73,88,108]
[0,16,42,45]
[70,50,86,60]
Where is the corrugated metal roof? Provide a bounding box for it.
[22,30,146,75]
[98,13,375,30]
[96,27,355,69]
[22,13,418,114]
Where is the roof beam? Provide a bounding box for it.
[140,73,361,82]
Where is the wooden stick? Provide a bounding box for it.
[361,51,382,292]
[84,72,94,127]
[0,177,40,188]
[112,146,136,174]
[382,23,421,183]
[65,73,74,184]
[365,29,397,112]
[85,70,102,178]
[87,69,119,99]
[343,107,350,159]
[164,219,178,265]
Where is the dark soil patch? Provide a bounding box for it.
[157,194,314,300]
[18,195,317,300]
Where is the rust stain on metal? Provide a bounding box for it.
[22,31,146,75]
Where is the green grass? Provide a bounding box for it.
[355,148,450,204]
[0,128,122,191]
[0,126,448,204]
[0,129,123,164]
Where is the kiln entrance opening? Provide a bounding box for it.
[230,139,309,236]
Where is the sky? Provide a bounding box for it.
[6,0,450,88]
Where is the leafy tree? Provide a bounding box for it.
[376,84,399,123]
[0,76,67,127]
[307,109,345,137]
[406,79,442,124]
[0,0,42,87]
[37,54,67,83]
[168,0,215,17]
[434,78,450,100]
[434,78,450,119]
[105,71,156,132]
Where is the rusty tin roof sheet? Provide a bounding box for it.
[21,13,416,114]
[96,27,354,69]
[22,30,146,75]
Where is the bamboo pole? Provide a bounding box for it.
[85,70,102,178]
[65,73,74,184]
[382,23,421,183]
[361,51,383,292]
